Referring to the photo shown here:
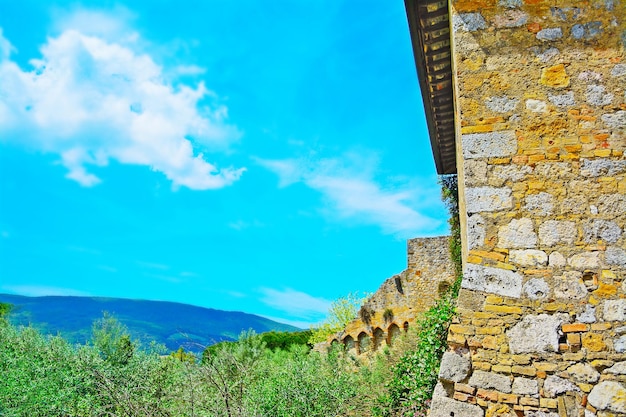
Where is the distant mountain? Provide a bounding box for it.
[0,294,300,352]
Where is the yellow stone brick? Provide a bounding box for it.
[578,383,593,393]
[543,302,568,312]
[474,362,492,371]
[540,64,570,88]
[495,261,517,271]
[476,326,503,335]
[492,364,511,373]
[485,294,504,305]
[594,149,612,157]
[511,355,531,365]
[449,324,475,335]
[484,305,523,314]
[528,180,544,190]
[590,322,611,331]
[467,255,483,264]
[512,365,536,377]
[602,270,617,280]
[473,312,497,319]
[461,124,495,134]
[540,398,558,409]
[582,333,606,352]
[490,157,511,165]
[470,250,507,262]
[593,283,617,298]
[535,362,559,372]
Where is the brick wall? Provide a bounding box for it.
[431,1,626,416]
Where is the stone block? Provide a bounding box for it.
[548,251,566,268]
[453,12,487,32]
[554,271,588,300]
[429,396,484,417]
[469,370,512,393]
[523,192,554,216]
[605,361,626,375]
[466,187,513,213]
[582,333,606,352]
[548,91,575,107]
[601,110,626,129]
[562,323,588,333]
[586,85,614,106]
[462,264,523,298]
[486,96,519,113]
[543,375,580,398]
[580,159,626,177]
[567,363,600,384]
[537,28,563,41]
[499,218,537,249]
[511,366,536,377]
[568,252,600,271]
[578,305,597,323]
[439,351,472,383]
[604,299,626,321]
[510,250,547,267]
[598,193,626,215]
[506,313,569,354]
[612,63,626,77]
[605,246,626,267]
[462,131,517,159]
[465,160,488,186]
[523,278,550,301]
[583,219,622,244]
[512,377,538,395]
[538,220,576,247]
[588,381,626,413]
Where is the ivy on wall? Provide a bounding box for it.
[376,174,462,417]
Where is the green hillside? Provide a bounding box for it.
[0,294,299,352]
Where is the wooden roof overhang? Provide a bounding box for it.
[404,0,457,175]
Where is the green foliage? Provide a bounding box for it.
[260,329,312,351]
[91,312,135,365]
[0,302,11,318]
[383,308,394,323]
[309,292,368,344]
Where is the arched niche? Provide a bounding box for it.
[373,327,385,351]
[343,335,355,353]
[357,332,370,354]
[387,323,401,346]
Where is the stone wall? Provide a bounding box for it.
[431,1,626,416]
[327,236,454,356]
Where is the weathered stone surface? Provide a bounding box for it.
[548,251,566,268]
[567,363,600,384]
[499,218,537,249]
[548,91,575,107]
[462,264,523,298]
[486,96,519,113]
[606,361,626,375]
[568,252,600,271]
[604,299,626,321]
[492,164,532,184]
[538,220,576,247]
[598,193,626,215]
[588,381,626,413]
[462,131,517,159]
[580,159,626,177]
[577,305,597,324]
[525,412,558,417]
[554,272,588,300]
[525,99,547,113]
[467,214,486,250]
[510,249,547,267]
[537,28,563,41]
[543,375,580,397]
[469,370,512,393]
[465,160,488,186]
[615,335,626,353]
[586,85,614,106]
[494,10,528,28]
[439,351,472,383]
[605,246,626,267]
[612,63,626,77]
[559,195,588,215]
[523,192,554,216]
[512,377,538,395]
[540,64,569,87]
[601,110,626,129]
[523,278,550,300]
[453,13,487,32]
[507,314,569,354]
[430,396,484,417]
[466,187,513,213]
[583,219,622,244]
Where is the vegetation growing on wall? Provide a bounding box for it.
[376,175,462,416]
[308,292,368,344]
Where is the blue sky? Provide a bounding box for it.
[0,0,447,328]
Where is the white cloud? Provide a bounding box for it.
[260,287,331,322]
[2,285,90,297]
[256,152,442,236]
[0,25,244,189]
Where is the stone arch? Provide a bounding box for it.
[387,323,401,346]
[373,327,385,351]
[357,331,371,354]
[343,335,355,353]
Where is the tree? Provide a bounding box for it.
[309,292,368,344]
[0,302,11,318]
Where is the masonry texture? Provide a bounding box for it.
[429,1,626,416]
[325,236,454,356]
